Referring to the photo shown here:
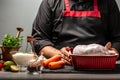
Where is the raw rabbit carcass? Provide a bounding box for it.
[73,44,111,56]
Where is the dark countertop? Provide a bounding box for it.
[0,61,120,80]
[0,72,120,80]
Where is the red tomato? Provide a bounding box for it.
[0,63,3,69]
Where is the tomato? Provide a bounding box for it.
[0,63,3,69]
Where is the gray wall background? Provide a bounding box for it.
[0,0,120,52]
[0,0,42,52]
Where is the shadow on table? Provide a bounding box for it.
[42,61,120,74]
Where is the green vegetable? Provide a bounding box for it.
[10,65,19,72]
[4,61,15,71]
[2,34,24,47]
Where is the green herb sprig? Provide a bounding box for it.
[2,34,24,47]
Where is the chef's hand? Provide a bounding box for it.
[105,42,119,58]
[60,46,72,65]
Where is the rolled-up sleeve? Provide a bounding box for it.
[108,0,120,57]
[32,0,54,54]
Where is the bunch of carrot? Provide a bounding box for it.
[41,55,65,70]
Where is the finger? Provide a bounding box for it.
[65,60,71,65]
[109,48,119,55]
[66,46,73,55]
[61,58,71,65]
[62,55,70,62]
[105,42,111,49]
[108,50,118,55]
[61,54,71,64]
[66,46,71,51]
[60,47,70,57]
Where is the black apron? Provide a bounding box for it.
[56,0,107,49]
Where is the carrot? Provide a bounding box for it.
[48,60,65,70]
[42,55,62,67]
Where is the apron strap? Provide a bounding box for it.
[94,0,99,11]
[65,0,70,11]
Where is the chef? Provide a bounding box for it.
[32,0,120,64]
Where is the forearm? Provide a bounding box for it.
[40,46,62,58]
[32,0,54,54]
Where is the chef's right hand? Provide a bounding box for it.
[60,46,72,65]
[105,42,119,57]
